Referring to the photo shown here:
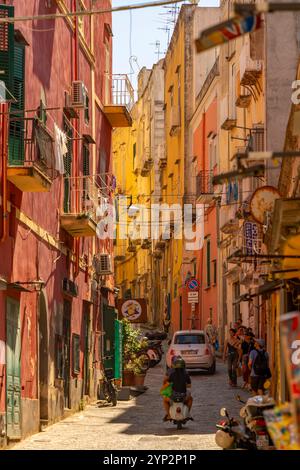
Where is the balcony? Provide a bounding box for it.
[60,174,109,237]
[196,170,214,204]
[220,96,236,131]
[240,43,263,88]
[103,74,134,127]
[141,239,151,249]
[7,117,54,192]
[226,223,263,264]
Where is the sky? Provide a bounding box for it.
[112,0,220,92]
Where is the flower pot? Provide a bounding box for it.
[122,370,134,386]
[134,374,146,387]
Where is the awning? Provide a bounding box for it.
[234,280,284,303]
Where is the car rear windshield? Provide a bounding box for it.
[174,334,205,344]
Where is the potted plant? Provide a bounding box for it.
[121,320,143,387]
[133,356,147,387]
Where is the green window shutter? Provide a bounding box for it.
[83,145,90,176]
[206,239,211,287]
[63,120,73,213]
[9,41,25,166]
[0,5,14,96]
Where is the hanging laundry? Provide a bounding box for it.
[54,123,68,175]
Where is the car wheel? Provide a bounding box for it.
[208,361,216,375]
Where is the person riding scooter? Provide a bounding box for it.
[162,355,193,421]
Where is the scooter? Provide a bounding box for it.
[168,392,193,430]
[215,407,256,450]
[236,395,275,449]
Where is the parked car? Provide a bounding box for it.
[166,330,216,374]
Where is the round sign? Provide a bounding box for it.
[250,186,281,225]
[188,279,199,290]
[121,300,142,321]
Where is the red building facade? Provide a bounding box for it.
[0,0,124,446]
[192,97,219,331]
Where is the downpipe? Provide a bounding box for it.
[0,103,9,244]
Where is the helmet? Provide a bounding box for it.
[215,430,235,449]
[172,355,185,369]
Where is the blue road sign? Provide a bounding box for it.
[188,279,199,290]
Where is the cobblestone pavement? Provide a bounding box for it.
[12,360,250,450]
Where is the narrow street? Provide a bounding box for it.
[12,361,249,451]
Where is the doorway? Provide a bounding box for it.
[82,302,90,397]
[63,300,71,409]
[39,290,49,423]
[6,297,21,440]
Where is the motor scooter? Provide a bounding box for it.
[215,407,256,449]
[168,392,193,430]
[236,395,275,449]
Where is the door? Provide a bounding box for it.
[63,300,71,409]
[114,320,123,380]
[102,304,117,374]
[6,297,21,439]
[82,304,90,397]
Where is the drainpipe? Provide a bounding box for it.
[0,103,9,244]
[199,112,206,329]
[73,0,80,277]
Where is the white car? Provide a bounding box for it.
[166,330,216,374]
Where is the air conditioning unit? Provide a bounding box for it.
[71,81,87,108]
[93,254,113,275]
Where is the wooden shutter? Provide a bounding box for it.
[0,5,14,96]
[9,41,25,165]
[63,120,73,213]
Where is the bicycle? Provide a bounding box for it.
[98,362,118,406]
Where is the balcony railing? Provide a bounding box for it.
[226,223,263,264]
[103,74,134,127]
[7,116,55,191]
[61,174,113,237]
[196,170,214,203]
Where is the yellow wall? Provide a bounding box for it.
[163,20,185,300]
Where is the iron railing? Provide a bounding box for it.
[196,170,214,199]
[62,173,114,218]
[106,74,134,111]
[8,116,56,179]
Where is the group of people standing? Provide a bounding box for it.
[223,319,271,395]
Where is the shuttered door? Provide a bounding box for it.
[9,42,25,165]
[114,320,123,380]
[102,304,117,374]
[63,120,73,213]
[0,5,14,96]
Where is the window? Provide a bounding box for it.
[72,333,80,375]
[0,4,14,96]
[84,92,89,124]
[133,142,136,169]
[213,260,217,285]
[9,38,26,165]
[63,118,73,213]
[174,334,205,345]
[233,282,240,322]
[206,238,211,287]
[77,0,85,37]
[55,334,64,379]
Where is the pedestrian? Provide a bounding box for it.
[205,318,218,351]
[241,329,255,390]
[248,339,271,396]
[223,328,241,387]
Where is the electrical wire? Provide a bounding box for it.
[0,1,187,24]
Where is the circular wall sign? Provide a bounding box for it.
[121,300,142,321]
[250,186,281,224]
